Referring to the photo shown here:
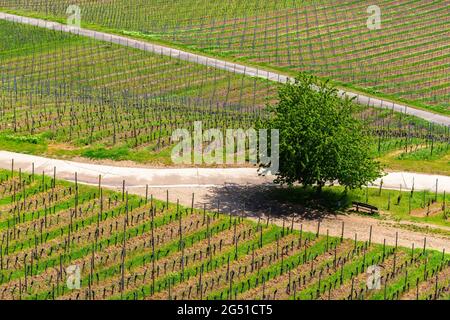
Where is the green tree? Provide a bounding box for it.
[265,73,382,192]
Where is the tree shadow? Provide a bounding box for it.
[203,183,351,222]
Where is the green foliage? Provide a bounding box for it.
[0,133,47,154]
[265,73,382,190]
[2,134,41,144]
[81,145,130,161]
[397,144,449,161]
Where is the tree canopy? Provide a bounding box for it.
[265,73,383,191]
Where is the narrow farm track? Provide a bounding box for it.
[0,151,449,253]
[0,151,449,192]
[1,12,449,126]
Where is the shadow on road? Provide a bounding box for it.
[203,183,342,222]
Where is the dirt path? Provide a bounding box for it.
[1,151,449,192]
[1,11,449,127]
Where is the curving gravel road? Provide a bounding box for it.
[1,12,449,127]
[0,151,449,192]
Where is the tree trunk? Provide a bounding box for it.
[316,183,324,194]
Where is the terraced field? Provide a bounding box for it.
[0,0,448,114]
[0,168,448,300]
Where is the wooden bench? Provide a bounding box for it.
[351,202,379,215]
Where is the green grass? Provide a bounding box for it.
[268,185,450,228]
[377,144,450,176]
[0,133,48,154]
[397,144,449,161]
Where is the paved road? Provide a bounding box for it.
[1,12,449,127]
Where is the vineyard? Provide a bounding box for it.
[0,0,448,114]
[0,19,448,172]
[0,0,448,305]
[0,168,448,300]
[0,19,273,163]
